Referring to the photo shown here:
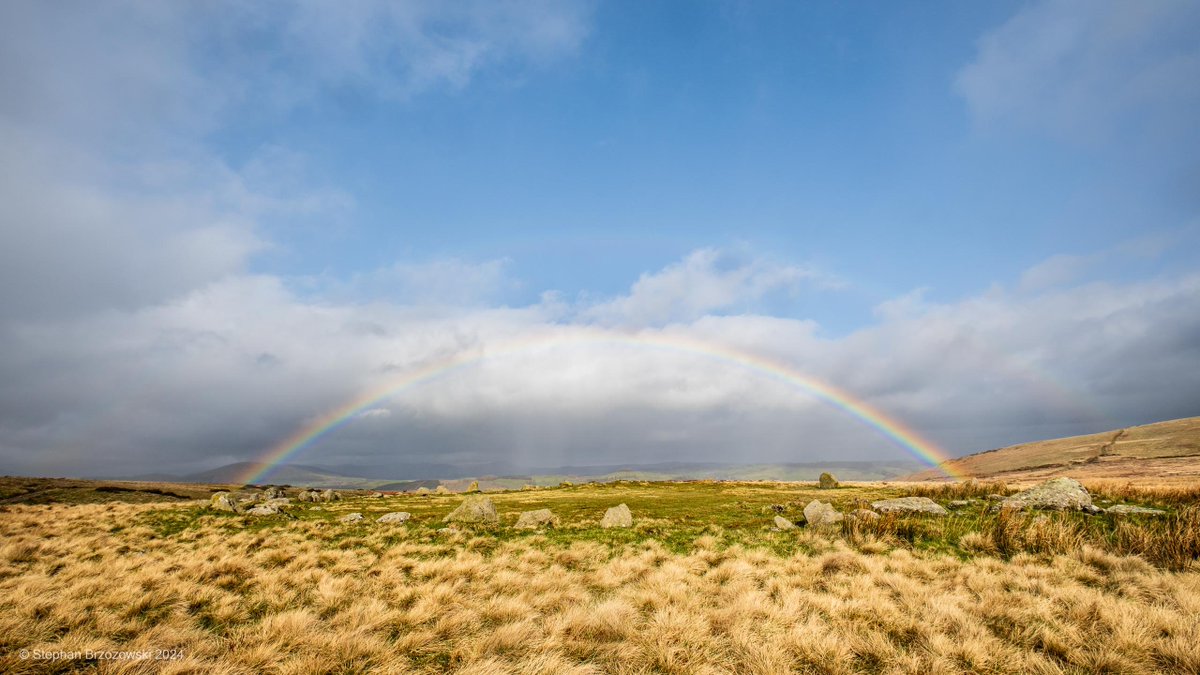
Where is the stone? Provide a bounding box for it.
[435,485,451,495]
[377,511,412,524]
[818,472,839,489]
[764,504,786,514]
[321,489,339,502]
[948,500,973,508]
[210,492,243,513]
[246,504,280,516]
[265,498,290,507]
[339,513,363,523]
[415,487,431,495]
[997,478,1094,512]
[600,503,633,528]
[850,509,880,521]
[466,480,480,493]
[1105,504,1167,516]
[444,496,499,524]
[802,500,843,528]
[773,515,796,530]
[263,487,286,500]
[871,497,949,515]
[514,509,559,529]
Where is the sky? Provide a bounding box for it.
[1,0,1198,479]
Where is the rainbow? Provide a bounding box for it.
[239,330,965,484]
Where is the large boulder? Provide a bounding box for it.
[321,489,340,502]
[773,515,796,530]
[444,496,499,524]
[871,497,948,515]
[466,481,480,493]
[263,487,286,500]
[803,500,843,528]
[514,509,559,529]
[998,478,1094,512]
[818,472,839,489]
[377,512,411,524]
[600,503,633,528]
[210,492,243,514]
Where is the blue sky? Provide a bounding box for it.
[1,0,1198,477]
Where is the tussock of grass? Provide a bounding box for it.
[1,481,1198,673]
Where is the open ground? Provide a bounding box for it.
[2,478,1199,674]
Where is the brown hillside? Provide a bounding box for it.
[908,416,1200,484]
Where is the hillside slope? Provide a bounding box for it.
[909,416,1200,483]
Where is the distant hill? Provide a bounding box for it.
[907,416,1200,484]
[138,459,923,490]
[165,462,380,488]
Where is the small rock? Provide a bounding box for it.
[339,512,363,523]
[444,496,499,524]
[515,509,559,529]
[871,497,949,515]
[803,500,843,527]
[210,492,243,514]
[773,515,796,530]
[763,504,786,514]
[948,500,972,508]
[997,478,1094,512]
[818,472,839,489]
[246,504,280,516]
[265,498,290,507]
[377,512,411,524]
[1105,504,1167,516]
[850,509,880,521]
[600,503,633,528]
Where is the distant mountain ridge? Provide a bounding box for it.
[132,459,924,489]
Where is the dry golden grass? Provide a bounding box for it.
[2,487,1199,674]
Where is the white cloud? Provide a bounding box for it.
[582,248,838,326]
[3,248,1197,477]
[956,0,1200,142]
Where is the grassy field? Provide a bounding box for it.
[2,479,1199,673]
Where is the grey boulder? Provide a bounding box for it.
[871,497,948,515]
[444,496,499,524]
[773,515,797,530]
[514,509,560,529]
[377,512,412,524]
[600,503,633,528]
[997,478,1094,512]
[803,500,843,527]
